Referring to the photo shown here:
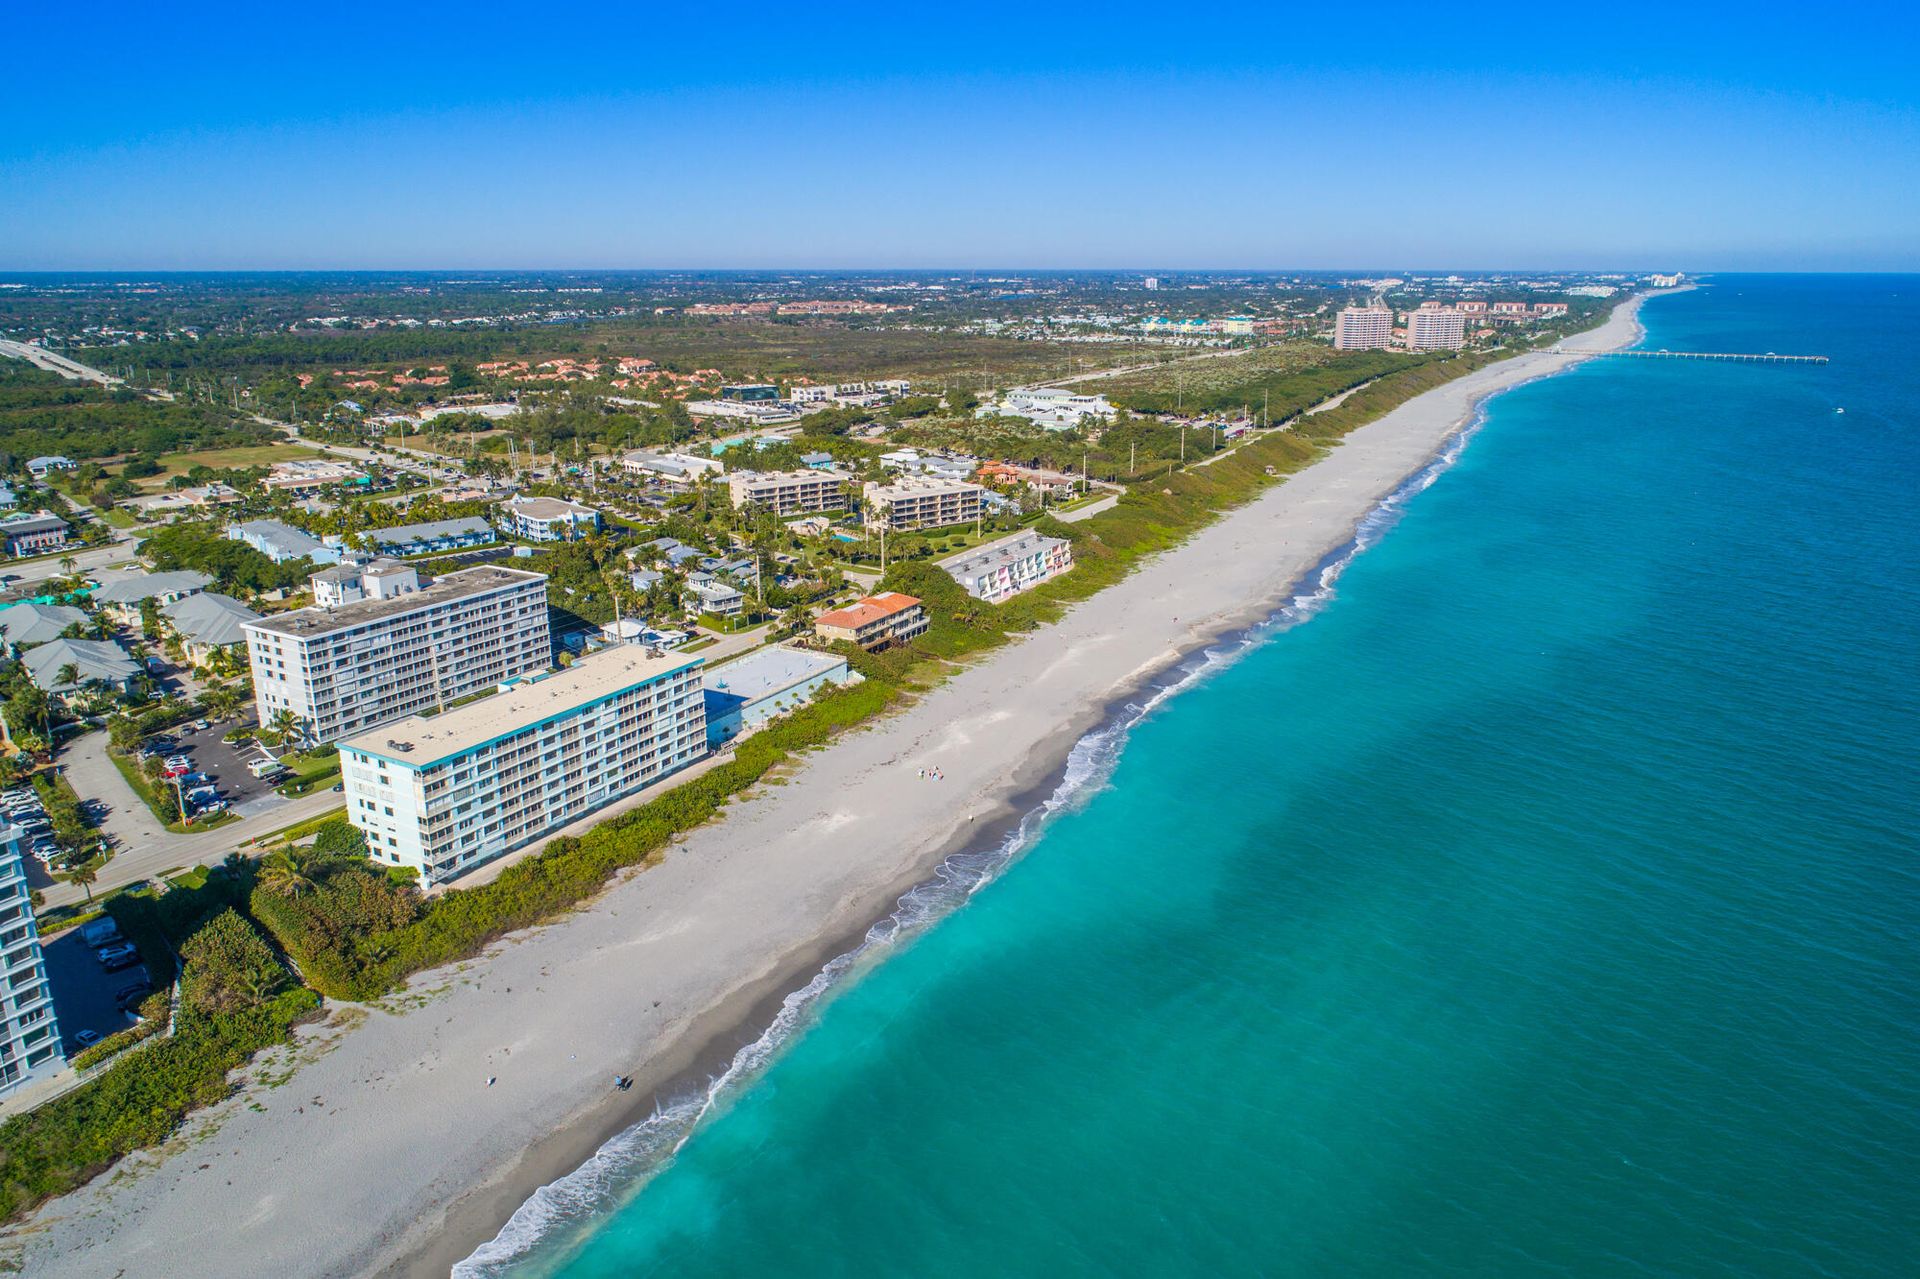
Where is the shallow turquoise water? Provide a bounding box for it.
[489,277,1920,1278]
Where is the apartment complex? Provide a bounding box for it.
[814,592,928,650]
[1407,305,1467,351]
[725,468,851,516]
[339,646,707,885]
[0,824,60,1098]
[937,530,1075,603]
[243,564,551,744]
[500,496,601,541]
[1334,306,1393,350]
[862,477,985,530]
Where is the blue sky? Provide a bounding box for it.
[5,1,1917,270]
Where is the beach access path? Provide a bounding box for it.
[7,296,1648,1279]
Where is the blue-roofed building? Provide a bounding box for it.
[361,516,497,558]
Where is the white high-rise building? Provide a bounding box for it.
[0,824,61,1097]
[1334,306,1393,350]
[244,564,551,745]
[1407,305,1467,351]
[339,646,707,885]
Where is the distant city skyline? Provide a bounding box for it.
[6,2,1916,271]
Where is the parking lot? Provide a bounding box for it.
[43,928,152,1056]
[141,717,287,819]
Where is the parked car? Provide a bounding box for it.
[179,771,213,786]
[191,719,211,730]
[114,981,153,1010]
[103,950,144,973]
[68,1029,102,1052]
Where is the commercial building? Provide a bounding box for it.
[702,645,856,748]
[725,469,851,516]
[0,512,70,556]
[620,451,723,485]
[937,530,1074,603]
[684,399,801,425]
[261,459,369,495]
[720,383,779,402]
[814,592,928,650]
[862,477,985,530]
[243,564,551,744]
[985,388,1116,431]
[1407,306,1467,351]
[228,519,341,565]
[0,823,61,1098]
[1334,306,1393,350]
[338,645,707,885]
[499,496,601,542]
[360,516,497,558]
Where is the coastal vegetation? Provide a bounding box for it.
[0,364,273,468]
[0,313,1568,1227]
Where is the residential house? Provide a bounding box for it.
[90,568,213,625]
[22,637,141,697]
[0,602,87,649]
[160,591,262,667]
[24,456,75,480]
[688,578,745,618]
[228,519,340,565]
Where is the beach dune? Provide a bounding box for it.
[6,298,1646,1279]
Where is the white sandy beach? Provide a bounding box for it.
[4,296,1646,1278]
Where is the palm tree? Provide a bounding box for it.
[56,663,79,693]
[266,708,300,748]
[258,849,317,898]
[66,860,98,904]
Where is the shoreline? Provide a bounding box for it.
[7,294,1651,1279]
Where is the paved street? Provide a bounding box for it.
[42,731,343,908]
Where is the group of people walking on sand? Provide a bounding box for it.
[918,766,945,782]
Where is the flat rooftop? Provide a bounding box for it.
[245,565,546,640]
[342,644,703,767]
[702,644,846,703]
[938,530,1066,576]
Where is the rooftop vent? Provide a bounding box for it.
[387,739,414,753]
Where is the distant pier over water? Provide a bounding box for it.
[1561,348,1829,365]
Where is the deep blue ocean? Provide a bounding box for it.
[469,276,1920,1278]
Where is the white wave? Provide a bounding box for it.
[452,414,1489,1278]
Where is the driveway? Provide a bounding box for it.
[43,730,344,909]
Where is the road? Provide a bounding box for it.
[39,730,343,908]
[0,338,121,386]
[1,540,138,591]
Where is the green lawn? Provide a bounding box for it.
[121,443,320,487]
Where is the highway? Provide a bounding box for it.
[0,338,121,386]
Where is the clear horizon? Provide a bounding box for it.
[7,1,1917,272]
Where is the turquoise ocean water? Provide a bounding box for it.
[467,277,1920,1278]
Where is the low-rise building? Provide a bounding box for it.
[0,512,69,556]
[261,459,369,495]
[684,399,801,425]
[358,516,497,558]
[620,451,724,485]
[0,601,86,648]
[937,530,1074,603]
[228,519,340,565]
[863,477,985,530]
[688,578,746,618]
[22,636,140,696]
[1334,306,1393,350]
[814,592,928,650]
[90,568,213,625]
[499,496,601,542]
[725,468,851,516]
[702,645,856,748]
[0,824,61,1098]
[25,456,75,480]
[339,646,707,885]
[160,591,262,667]
[984,388,1115,431]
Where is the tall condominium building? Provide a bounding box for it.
[937,530,1075,603]
[0,823,61,1098]
[1407,306,1468,351]
[339,646,707,885]
[244,564,551,745]
[862,477,985,530]
[726,468,851,516]
[1334,306,1393,350]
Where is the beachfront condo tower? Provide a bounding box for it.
[1334,306,1393,350]
[244,563,552,745]
[339,646,707,885]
